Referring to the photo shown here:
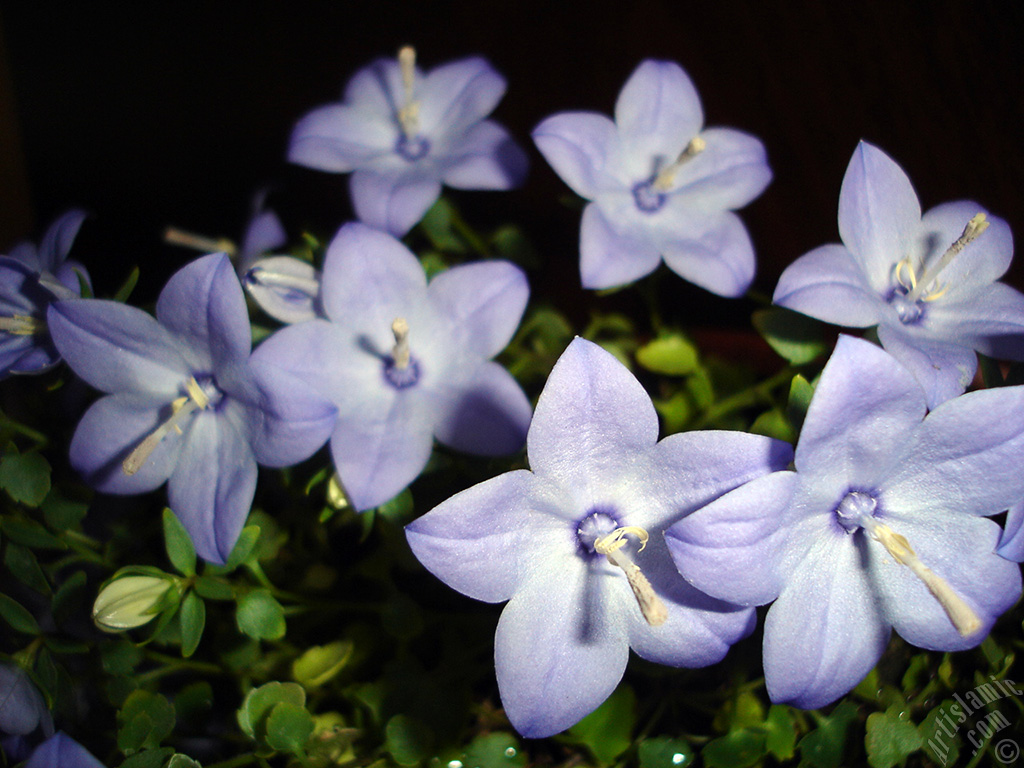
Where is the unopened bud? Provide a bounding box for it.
[93,575,177,631]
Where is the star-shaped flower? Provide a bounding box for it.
[666,335,1024,709]
[25,732,104,768]
[255,222,532,511]
[532,59,771,294]
[774,140,1024,408]
[47,253,337,564]
[405,337,791,737]
[288,47,528,237]
[0,209,91,377]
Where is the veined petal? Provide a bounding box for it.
[580,203,662,289]
[773,243,885,327]
[917,201,1013,294]
[614,60,703,166]
[528,338,658,502]
[660,211,756,297]
[441,120,528,190]
[350,168,442,237]
[926,281,1024,360]
[417,57,506,137]
[156,253,251,372]
[37,209,88,274]
[168,409,257,564]
[495,554,628,738]
[343,57,403,116]
[795,336,925,490]
[837,142,922,294]
[670,128,771,211]
[764,533,890,708]
[876,323,977,409]
[882,383,1024,516]
[997,501,1024,562]
[431,361,531,456]
[428,260,527,358]
[666,470,799,606]
[533,112,620,199]
[249,320,352,406]
[47,300,188,396]
[288,104,395,172]
[868,510,1020,650]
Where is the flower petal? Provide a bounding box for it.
[926,281,1024,360]
[764,533,890,708]
[239,208,287,270]
[997,501,1024,562]
[917,201,1013,294]
[614,60,703,167]
[168,409,257,564]
[532,112,620,199]
[876,323,977,408]
[343,57,402,116]
[495,554,628,738]
[660,211,756,297]
[580,203,662,289]
[773,244,885,327]
[243,256,320,325]
[440,120,528,190]
[26,733,105,768]
[417,56,506,136]
[837,141,922,294]
[431,361,531,456]
[350,168,442,237]
[288,104,394,172]
[671,128,771,211]
[37,209,88,274]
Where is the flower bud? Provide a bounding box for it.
[92,575,177,631]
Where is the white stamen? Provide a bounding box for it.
[594,526,668,626]
[246,266,320,296]
[122,377,211,476]
[0,314,42,335]
[864,518,981,637]
[391,317,410,369]
[652,136,707,192]
[905,213,988,303]
[397,45,420,138]
[163,226,237,256]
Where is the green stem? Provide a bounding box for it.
[692,367,796,429]
[136,650,224,682]
[0,410,48,446]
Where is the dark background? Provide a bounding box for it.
[1,0,1022,328]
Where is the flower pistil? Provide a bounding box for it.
[594,525,668,626]
[122,376,216,475]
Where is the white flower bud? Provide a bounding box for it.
[92,575,176,632]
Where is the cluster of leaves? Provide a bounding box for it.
[1,197,1022,768]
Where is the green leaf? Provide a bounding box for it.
[463,732,527,768]
[865,706,924,768]
[918,701,960,767]
[638,736,695,768]
[117,747,175,768]
[117,690,176,754]
[4,542,50,594]
[237,682,305,740]
[566,683,636,763]
[165,756,203,768]
[163,509,196,577]
[222,525,261,572]
[750,408,795,443]
[0,591,40,634]
[636,334,700,376]
[377,488,414,523]
[41,489,89,531]
[265,701,315,755]
[385,714,434,766]
[787,373,815,434]
[798,700,858,768]
[420,197,467,254]
[193,576,234,601]
[179,592,205,658]
[292,640,354,688]
[0,450,51,506]
[174,681,213,727]
[236,589,286,640]
[752,306,827,364]
[113,265,141,303]
[2,516,66,549]
[763,705,797,761]
[702,729,766,768]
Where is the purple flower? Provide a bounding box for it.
[256,223,531,511]
[0,664,52,738]
[666,335,1024,709]
[774,141,1024,408]
[405,337,791,737]
[289,47,528,236]
[47,253,337,564]
[25,732,104,768]
[0,210,91,377]
[532,60,771,294]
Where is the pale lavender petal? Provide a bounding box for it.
[243,256,320,324]
[670,128,771,211]
[350,168,442,237]
[495,554,628,738]
[168,409,257,564]
[917,201,1013,293]
[68,394,180,494]
[882,383,1024,516]
[666,470,799,606]
[614,60,703,165]
[0,666,49,735]
[239,209,287,268]
[37,209,88,274]
[406,470,560,603]
[427,260,528,358]
[26,733,105,768]
[997,502,1024,562]
[579,203,662,289]
[156,253,251,371]
[795,335,925,488]
[876,323,977,408]
[660,211,756,297]
[0,336,55,377]
[431,361,530,455]
[528,337,658,496]
[288,104,394,172]
[249,320,351,405]
[764,533,890,708]
[533,112,620,199]
[926,281,1024,360]
[47,300,188,396]
[868,510,1019,650]
[773,244,886,327]
[837,141,922,294]
[417,57,506,136]
[342,57,402,115]
[441,120,528,190]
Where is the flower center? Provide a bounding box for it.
[593,525,668,627]
[395,133,430,162]
[0,314,43,336]
[383,317,421,389]
[834,490,878,532]
[632,181,667,213]
[576,510,620,554]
